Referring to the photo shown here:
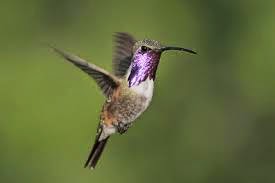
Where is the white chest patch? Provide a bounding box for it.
[130,78,154,108]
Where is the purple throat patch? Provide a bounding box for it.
[128,49,161,87]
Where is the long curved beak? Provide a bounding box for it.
[160,46,197,55]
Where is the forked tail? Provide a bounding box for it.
[84,132,109,169]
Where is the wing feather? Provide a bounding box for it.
[112,32,136,77]
[52,47,119,97]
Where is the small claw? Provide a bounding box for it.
[114,122,131,134]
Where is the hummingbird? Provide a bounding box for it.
[52,32,196,170]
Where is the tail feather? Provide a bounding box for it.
[84,136,109,169]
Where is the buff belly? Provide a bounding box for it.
[100,78,154,139]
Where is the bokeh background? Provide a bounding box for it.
[1,0,275,183]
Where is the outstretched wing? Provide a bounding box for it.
[52,47,120,97]
[112,32,136,77]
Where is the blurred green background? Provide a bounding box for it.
[1,0,275,182]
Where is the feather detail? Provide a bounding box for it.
[112,32,136,77]
[52,46,120,97]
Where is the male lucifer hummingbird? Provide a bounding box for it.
[52,32,196,169]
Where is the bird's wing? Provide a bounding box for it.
[112,32,136,78]
[52,47,120,97]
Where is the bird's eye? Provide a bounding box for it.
[141,46,150,52]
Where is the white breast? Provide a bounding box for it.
[130,78,154,108]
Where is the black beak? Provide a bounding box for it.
[161,46,197,55]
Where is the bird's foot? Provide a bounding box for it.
[114,122,131,134]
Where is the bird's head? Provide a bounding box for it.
[128,39,196,87]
